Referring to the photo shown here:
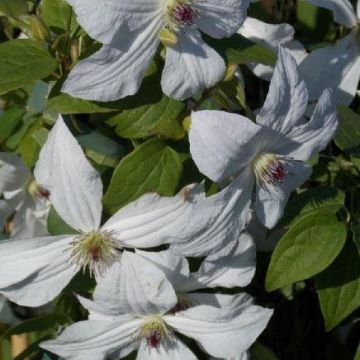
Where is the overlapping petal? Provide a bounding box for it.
[35,116,103,233]
[161,29,226,101]
[189,110,262,182]
[194,0,249,38]
[256,47,308,135]
[0,235,76,306]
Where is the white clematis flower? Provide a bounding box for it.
[189,47,338,228]
[0,116,251,307]
[41,251,272,360]
[0,152,50,239]
[300,0,360,105]
[238,16,307,81]
[63,0,249,101]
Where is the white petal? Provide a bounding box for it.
[161,29,226,101]
[0,152,30,193]
[278,88,338,161]
[66,0,163,46]
[300,34,360,105]
[256,47,308,135]
[34,116,103,233]
[184,233,256,291]
[62,17,161,102]
[194,0,249,39]
[255,161,312,228]
[303,0,357,28]
[189,110,262,182]
[357,0,360,18]
[238,17,294,48]
[164,298,273,359]
[185,292,254,310]
[121,252,177,316]
[10,195,49,239]
[170,171,254,257]
[102,190,193,248]
[137,337,197,360]
[41,319,141,360]
[0,235,77,306]
[135,250,190,290]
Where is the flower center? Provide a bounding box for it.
[27,180,50,200]
[253,153,289,188]
[165,0,197,31]
[69,230,119,277]
[140,316,168,349]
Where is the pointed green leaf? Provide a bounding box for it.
[103,139,183,214]
[266,211,347,292]
[316,240,360,330]
[0,40,57,95]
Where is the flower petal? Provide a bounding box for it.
[277,88,338,161]
[137,336,197,360]
[135,250,190,290]
[10,195,49,240]
[102,189,193,248]
[79,262,133,318]
[300,34,360,105]
[161,29,226,101]
[0,235,76,306]
[255,160,312,228]
[170,172,254,257]
[34,116,103,233]
[256,47,308,135]
[0,153,30,193]
[41,319,141,360]
[66,0,162,46]
[62,18,161,102]
[121,252,177,316]
[238,17,294,47]
[194,0,249,39]
[189,110,262,182]
[303,0,357,28]
[184,233,256,291]
[164,295,273,359]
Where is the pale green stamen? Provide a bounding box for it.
[69,230,119,277]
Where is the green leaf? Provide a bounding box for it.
[355,343,360,360]
[108,95,185,140]
[266,211,347,292]
[335,105,360,156]
[103,139,183,214]
[40,0,78,34]
[2,314,71,338]
[206,34,276,66]
[316,240,360,330]
[252,343,279,360]
[0,40,57,95]
[0,107,23,143]
[47,206,78,236]
[0,0,27,18]
[279,187,345,226]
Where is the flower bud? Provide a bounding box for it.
[29,15,50,42]
[159,28,178,47]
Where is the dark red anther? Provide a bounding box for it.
[147,331,161,348]
[89,246,101,262]
[39,188,50,199]
[271,165,286,181]
[174,5,193,23]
